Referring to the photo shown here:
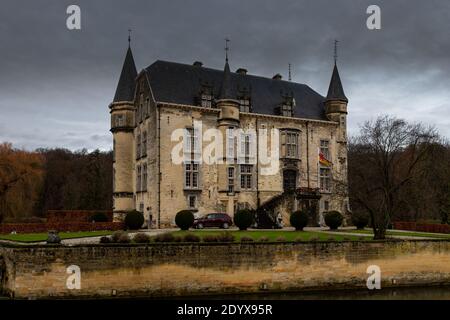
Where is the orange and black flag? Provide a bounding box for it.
[318,148,332,167]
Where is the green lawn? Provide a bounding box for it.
[334,228,450,239]
[169,230,369,242]
[0,230,113,243]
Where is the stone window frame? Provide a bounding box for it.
[136,164,142,192]
[239,98,251,113]
[227,166,235,194]
[115,114,125,127]
[239,164,253,190]
[280,129,300,159]
[320,139,331,161]
[142,163,148,192]
[136,133,141,159]
[184,161,200,189]
[187,194,197,209]
[319,167,332,193]
[142,131,147,157]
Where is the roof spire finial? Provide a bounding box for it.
[128,29,132,47]
[334,39,339,65]
[224,37,230,63]
[288,63,292,81]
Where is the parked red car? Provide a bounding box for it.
[193,213,233,229]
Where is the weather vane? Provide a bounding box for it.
[225,38,230,62]
[334,39,339,64]
[128,29,132,46]
[288,63,292,81]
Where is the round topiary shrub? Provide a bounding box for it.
[351,211,369,230]
[99,236,111,244]
[175,210,195,230]
[118,233,131,243]
[183,234,200,242]
[233,209,254,231]
[290,210,309,231]
[133,232,150,243]
[324,211,344,230]
[111,231,126,243]
[89,212,108,223]
[124,210,144,230]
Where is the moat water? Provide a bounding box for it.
[1,286,450,300]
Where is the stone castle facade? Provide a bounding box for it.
[109,44,349,228]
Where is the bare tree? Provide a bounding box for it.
[348,115,438,239]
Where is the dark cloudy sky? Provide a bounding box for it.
[1,0,449,151]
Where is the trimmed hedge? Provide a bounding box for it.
[233,209,254,231]
[175,210,195,230]
[290,210,309,231]
[351,212,370,230]
[324,211,343,230]
[393,221,450,234]
[124,210,144,230]
[89,212,109,223]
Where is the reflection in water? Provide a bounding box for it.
[196,286,450,300]
[1,286,450,300]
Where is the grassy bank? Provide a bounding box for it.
[335,228,450,239]
[169,230,369,242]
[0,230,113,243]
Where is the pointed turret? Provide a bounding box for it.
[109,42,138,221]
[219,60,234,100]
[326,64,348,103]
[113,46,137,102]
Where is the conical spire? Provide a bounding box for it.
[326,64,348,103]
[219,60,234,100]
[113,46,137,102]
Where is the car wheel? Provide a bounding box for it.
[197,223,204,229]
[222,222,229,229]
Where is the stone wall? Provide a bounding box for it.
[1,240,449,299]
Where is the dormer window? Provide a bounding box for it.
[239,98,251,112]
[201,94,212,108]
[280,96,295,117]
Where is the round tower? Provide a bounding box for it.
[110,45,137,221]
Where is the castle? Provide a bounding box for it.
[109,42,349,228]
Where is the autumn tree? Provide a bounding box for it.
[0,143,44,222]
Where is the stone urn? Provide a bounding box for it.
[46,230,61,244]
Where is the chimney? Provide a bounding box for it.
[236,68,247,75]
[193,61,203,67]
[272,73,282,80]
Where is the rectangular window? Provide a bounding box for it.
[320,140,330,161]
[324,200,329,211]
[142,131,147,157]
[320,168,331,192]
[227,127,235,159]
[286,132,299,158]
[136,165,141,192]
[185,162,199,189]
[136,134,141,158]
[188,195,197,209]
[201,94,212,108]
[281,104,293,117]
[184,127,200,160]
[227,167,235,193]
[116,114,124,127]
[239,99,250,112]
[139,203,144,213]
[240,164,253,190]
[142,164,147,191]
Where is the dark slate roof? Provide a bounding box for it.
[326,64,348,103]
[113,47,138,102]
[145,60,329,120]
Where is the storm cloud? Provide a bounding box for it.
[1,0,449,150]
